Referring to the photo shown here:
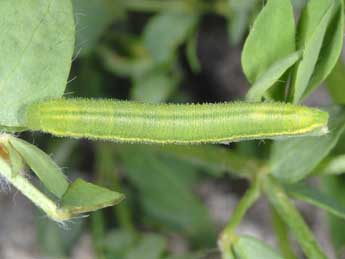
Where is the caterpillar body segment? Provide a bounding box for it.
[23,99,329,144]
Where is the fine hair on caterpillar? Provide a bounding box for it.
[23,98,329,145]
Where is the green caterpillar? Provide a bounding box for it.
[23,98,329,144]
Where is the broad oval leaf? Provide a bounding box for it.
[241,0,295,83]
[9,136,69,198]
[131,69,178,103]
[246,51,301,101]
[271,106,345,183]
[233,235,284,259]
[0,0,75,127]
[143,12,198,63]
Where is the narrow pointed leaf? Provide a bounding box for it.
[264,177,328,259]
[246,51,301,101]
[285,183,345,220]
[292,2,336,103]
[296,0,333,46]
[9,136,69,198]
[60,178,124,215]
[233,235,284,259]
[4,142,24,177]
[305,0,344,96]
[242,0,295,83]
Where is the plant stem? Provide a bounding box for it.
[0,153,70,221]
[271,206,298,259]
[264,176,328,259]
[218,175,261,258]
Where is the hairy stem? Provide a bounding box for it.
[0,153,70,221]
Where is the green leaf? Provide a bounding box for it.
[118,145,215,244]
[271,106,345,183]
[152,145,261,178]
[98,46,152,78]
[285,182,345,220]
[264,177,328,259]
[241,0,295,83]
[9,136,69,198]
[131,69,178,103]
[143,12,198,63]
[326,59,345,104]
[125,234,166,259]
[305,0,344,97]
[186,30,201,73]
[0,0,75,127]
[227,0,257,45]
[60,178,125,215]
[104,229,136,258]
[2,141,24,176]
[246,51,301,101]
[296,0,333,46]
[164,254,203,259]
[291,1,337,103]
[233,235,284,259]
[322,176,345,254]
[319,154,345,175]
[72,0,121,56]
[291,0,307,9]
[36,214,84,257]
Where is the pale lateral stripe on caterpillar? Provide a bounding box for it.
[22,98,329,144]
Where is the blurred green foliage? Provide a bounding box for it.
[17,0,345,258]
